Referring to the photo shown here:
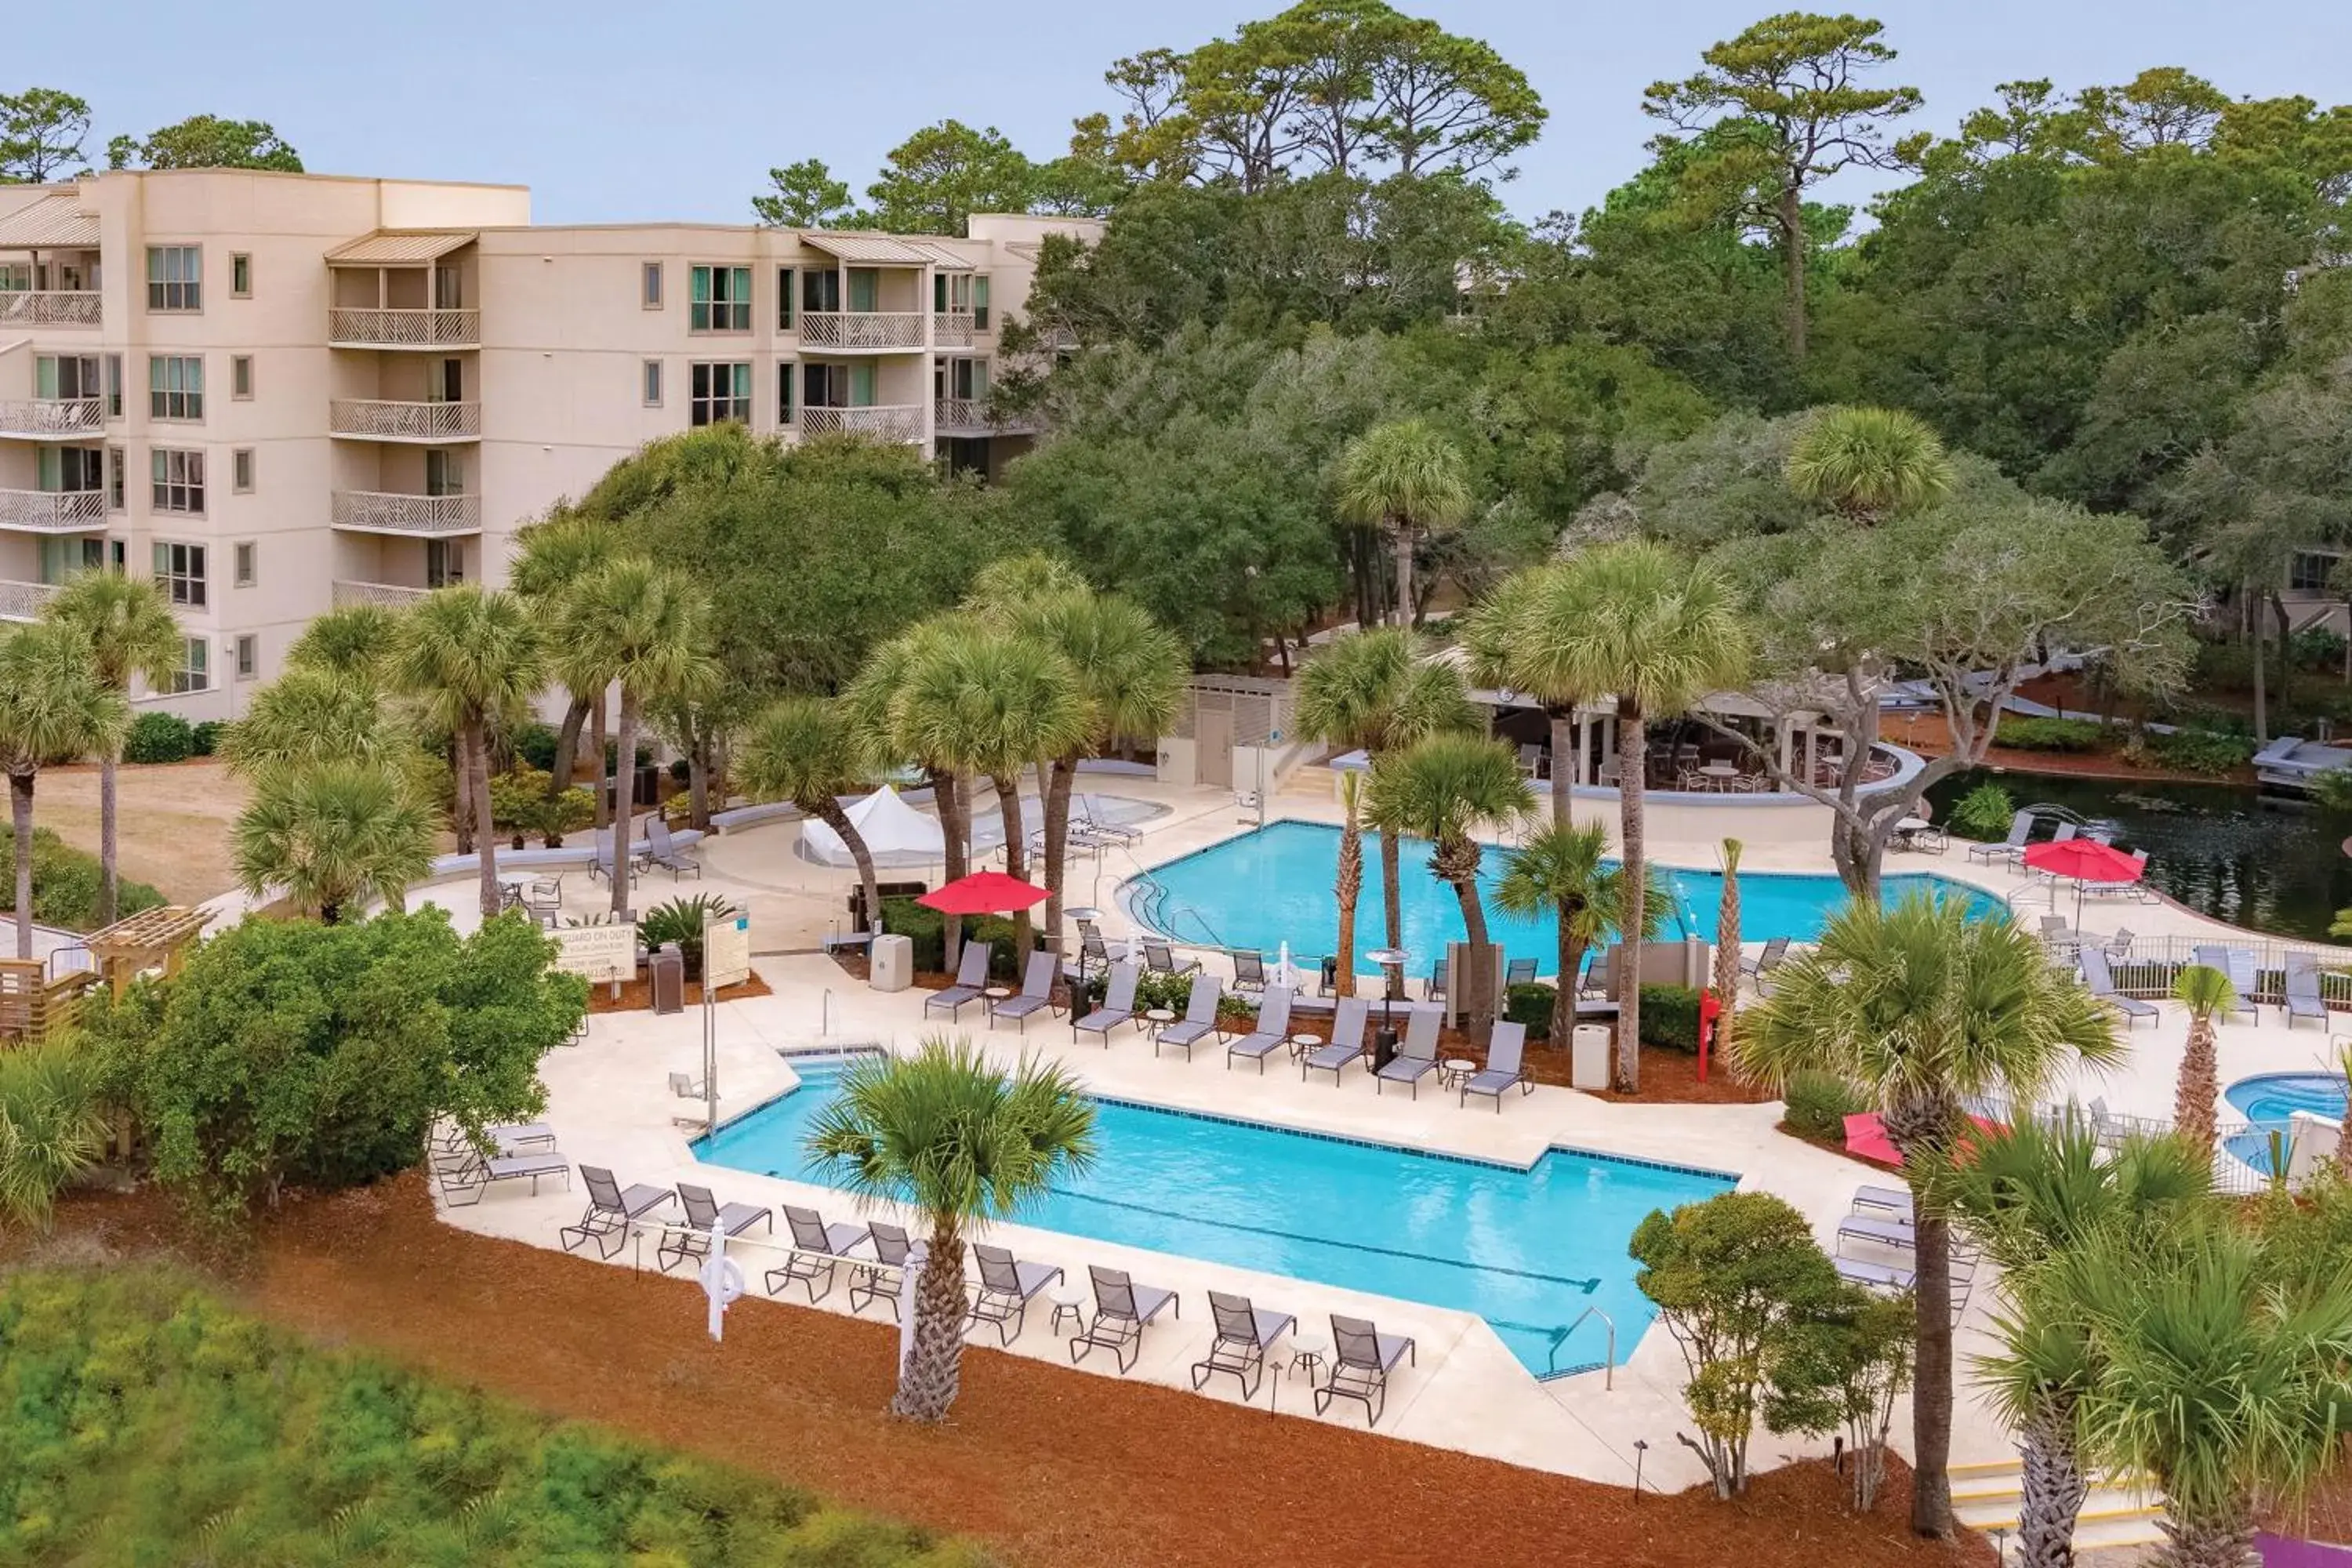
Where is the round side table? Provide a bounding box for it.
[1288,1032,1323,1059]
[1047,1287,1086,1338]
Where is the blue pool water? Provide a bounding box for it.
[2223,1071,2349,1174]
[695,1062,1736,1377]
[1133,819,2006,978]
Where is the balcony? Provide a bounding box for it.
[935,397,1040,437]
[332,579,431,610]
[0,579,57,622]
[0,397,103,441]
[329,307,481,349]
[0,291,101,328]
[799,405,925,443]
[329,399,481,441]
[934,310,975,348]
[799,311,927,351]
[332,490,481,536]
[0,488,105,533]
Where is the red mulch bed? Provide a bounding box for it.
[1586,1044,1776,1105]
[11,1178,1994,1568]
[586,971,772,1013]
[1883,705,2249,788]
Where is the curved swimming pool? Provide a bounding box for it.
[2223,1071,2348,1173]
[1130,819,2006,978]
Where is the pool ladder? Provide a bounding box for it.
[1546,1305,1617,1388]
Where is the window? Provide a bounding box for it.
[777,361,795,424]
[641,260,663,309]
[149,355,203,420]
[234,634,258,681]
[106,446,124,511]
[153,540,207,608]
[230,355,252,399]
[151,450,205,518]
[35,354,98,399]
[234,541,256,586]
[801,268,839,314]
[169,637,209,695]
[689,362,751,426]
[230,252,251,297]
[425,449,462,497]
[688,265,752,332]
[641,359,662,406]
[972,274,991,331]
[2292,552,2339,593]
[109,539,125,574]
[776,267,795,329]
[426,539,463,588]
[846,267,878,314]
[231,449,254,493]
[103,354,123,419]
[146,245,201,311]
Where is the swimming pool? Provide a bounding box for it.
[1131,819,2006,978]
[695,1061,1737,1377]
[2223,1071,2348,1173]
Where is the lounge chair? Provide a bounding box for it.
[431,1118,555,1157]
[1076,795,1142,841]
[1153,971,1225,1058]
[1316,1314,1415,1427]
[657,1182,771,1272]
[2080,948,2158,1029]
[925,940,994,1020]
[1740,935,1789,991]
[1225,985,1296,1072]
[1578,948,1614,1001]
[768,1205,871,1302]
[1374,1007,1441,1098]
[644,815,703,880]
[1425,956,1447,1002]
[967,1243,1063,1345]
[434,1146,571,1207]
[1837,1213,1917,1250]
[1967,810,2034,865]
[1141,938,1200,978]
[1301,997,1370,1085]
[1504,956,1538,989]
[990,949,1060,1033]
[1192,1290,1295,1401]
[588,825,650,887]
[1069,1265,1181,1374]
[1837,1257,1914,1291]
[2193,945,2259,1022]
[1073,960,1140,1044]
[2286,951,2328,1030]
[848,1221,929,1319]
[1231,949,1268,993]
[1853,1184,1913,1221]
[2052,822,2079,844]
[1460,1021,1532,1111]
[561,1166,673,1259]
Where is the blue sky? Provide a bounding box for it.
[20,1,2348,227]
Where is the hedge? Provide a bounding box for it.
[1784,1070,1866,1142]
[188,720,224,757]
[1504,981,1557,1042]
[879,896,1020,982]
[0,826,165,930]
[1994,717,2108,753]
[1639,984,1703,1052]
[123,712,194,764]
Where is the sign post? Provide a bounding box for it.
[700,913,751,1134]
[551,922,637,1003]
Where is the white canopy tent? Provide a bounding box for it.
[798,785,947,869]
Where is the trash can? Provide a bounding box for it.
[1570,1024,1611,1091]
[650,942,686,1015]
[869,933,913,993]
[633,763,662,808]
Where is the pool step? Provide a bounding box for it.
[1951,1460,2166,1553]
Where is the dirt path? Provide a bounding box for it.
[27,759,249,905]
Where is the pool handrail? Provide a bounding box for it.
[1546,1305,1616,1388]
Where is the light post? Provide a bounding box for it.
[1068,905,1101,1006]
[1367,946,1408,1070]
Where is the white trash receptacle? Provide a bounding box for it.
[869,934,914,993]
[1570,1024,1611,1091]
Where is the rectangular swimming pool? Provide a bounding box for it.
[695,1062,1737,1377]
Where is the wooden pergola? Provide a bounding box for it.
[84,906,212,997]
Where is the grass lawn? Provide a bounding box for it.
[27,760,252,907]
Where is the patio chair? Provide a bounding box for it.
[588,825,649,887]
[669,1070,706,1099]
[1460,1022,1532,1111]
[1504,956,1538,989]
[522,876,564,924]
[1425,956,1448,1002]
[1191,1290,1294,1401]
[561,1166,673,1260]
[657,1182,771,1273]
[1374,1007,1441,1098]
[1073,960,1140,1044]
[1316,1314,1416,1428]
[1231,949,1268,993]
[1141,938,1200,978]
[644,815,704,880]
[968,1243,1064,1345]
[768,1205,871,1302]
[1301,997,1370,1085]
[1225,985,1296,1072]
[990,949,1060,1033]
[1577,948,1614,1001]
[924,940,994,1021]
[1515,742,1544,779]
[434,1146,571,1207]
[2103,928,2136,960]
[1739,935,1789,991]
[2193,945,2259,1022]
[2080,948,2158,1029]
[2286,950,2329,1030]
[848,1221,930,1319]
[1071,1265,1180,1374]
[1853,1184,1914,1221]
[1154,971,1225,1059]
[1967,811,2034,865]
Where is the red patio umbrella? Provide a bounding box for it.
[916,871,1051,916]
[1842,1111,2002,1168]
[2021,837,2145,926]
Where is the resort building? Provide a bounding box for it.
[0,169,1091,718]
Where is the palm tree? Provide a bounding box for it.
[1711,838,1744,1051]
[231,757,437,924]
[1335,419,1472,627]
[286,601,406,690]
[1334,771,1364,999]
[1785,405,1957,523]
[804,1039,1095,1423]
[0,1040,108,1232]
[0,622,128,959]
[510,512,622,796]
[1529,541,1748,1092]
[1492,819,1662,1006]
[739,696,884,938]
[391,585,547,920]
[849,619,973,969]
[2169,964,2234,1160]
[220,666,422,782]
[1730,895,2125,1541]
[552,560,717,916]
[1295,629,1475,989]
[1364,735,1535,1033]
[42,573,183,926]
[1462,562,1586,824]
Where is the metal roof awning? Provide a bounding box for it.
[0,195,100,249]
[325,230,478,266]
[800,232,939,265]
[905,239,975,270]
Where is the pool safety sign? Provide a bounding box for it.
[553,921,637,985]
[705,913,752,991]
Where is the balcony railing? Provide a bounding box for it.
[935,397,1040,437]
[0,579,58,622]
[799,311,927,350]
[0,291,101,328]
[799,405,925,443]
[0,397,103,439]
[0,488,105,533]
[329,399,481,440]
[329,307,481,348]
[331,490,481,536]
[332,579,432,610]
[933,310,975,348]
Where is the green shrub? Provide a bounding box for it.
[639,893,739,981]
[1077,965,1195,1013]
[511,720,560,772]
[879,896,1018,981]
[1784,1070,1865,1142]
[2147,726,2256,776]
[1505,981,1557,1042]
[1949,781,2016,840]
[122,711,194,764]
[0,1041,107,1229]
[1994,717,2107,753]
[1639,984,1702,1051]
[0,826,165,930]
[2316,768,2352,813]
[187,720,224,757]
[2292,626,2347,670]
